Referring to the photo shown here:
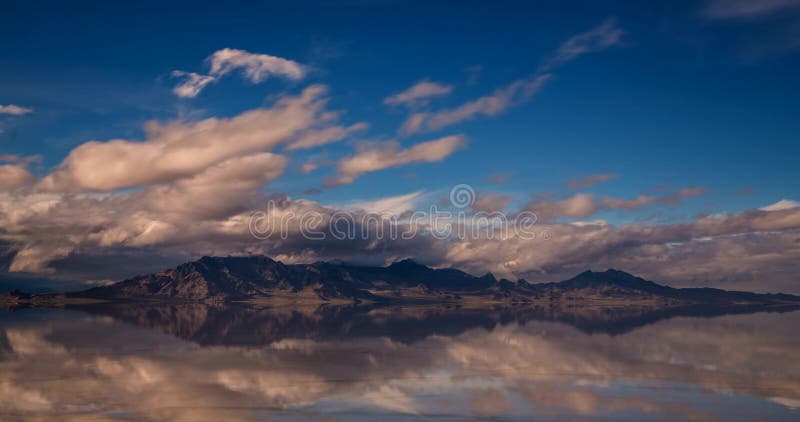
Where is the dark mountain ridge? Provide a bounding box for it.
[3,255,799,306]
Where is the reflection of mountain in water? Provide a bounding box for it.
[71,302,800,345]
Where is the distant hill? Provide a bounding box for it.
[3,255,799,307]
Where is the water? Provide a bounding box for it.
[1,304,799,421]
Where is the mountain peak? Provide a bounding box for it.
[561,268,669,293]
[388,258,427,269]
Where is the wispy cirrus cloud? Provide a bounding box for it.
[399,19,624,135]
[566,173,620,189]
[170,71,216,98]
[704,0,800,19]
[525,187,707,221]
[0,104,33,115]
[400,75,551,135]
[485,172,512,184]
[538,18,625,72]
[207,48,306,82]
[171,48,307,98]
[325,135,466,187]
[384,80,452,108]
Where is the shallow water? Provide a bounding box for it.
[1,304,799,421]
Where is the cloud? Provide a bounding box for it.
[170,71,216,99]
[283,122,368,151]
[0,104,33,115]
[0,164,36,191]
[525,188,707,221]
[300,162,319,174]
[39,85,361,192]
[704,0,800,19]
[400,75,551,135]
[601,194,656,210]
[538,18,625,72]
[567,173,620,189]
[384,80,452,107]
[208,48,306,82]
[760,199,800,211]
[657,187,707,204]
[0,154,42,167]
[400,19,623,135]
[471,192,513,213]
[2,177,799,291]
[170,48,306,97]
[345,190,426,215]
[485,172,512,184]
[326,135,466,186]
[525,193,599,220]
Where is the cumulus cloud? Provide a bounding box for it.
[400,19,623,135]
[326,135,466,186]
[384,80,452,107]
[0,86,368,273]
[170,48,306,97]
[704,0,800,19]
[567,173,620,189]
[760,199,800,211]
[2,176,799,291]
[0,164,36,191]
[0,104,33,115]
[38,85,362,192]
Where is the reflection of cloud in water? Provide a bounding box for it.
[0,309,798,421]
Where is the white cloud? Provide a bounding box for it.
[38,85,360,192]
[0,104,33,115]
[208,48,306,82]
[170,48,306,98]
[0,164,36,191]
[326,135,466,186]
[345,190,426,215]
[384,80,452,107]
[760,199,800,211]
[170,71,216,98]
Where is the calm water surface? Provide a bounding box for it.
[1,304,799,421]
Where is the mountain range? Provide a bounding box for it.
[2,255,798,308]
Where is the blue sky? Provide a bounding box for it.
[1,0,799,291]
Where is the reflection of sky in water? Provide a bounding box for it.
[0,308,799,421]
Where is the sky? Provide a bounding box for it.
[1,0,799,292]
